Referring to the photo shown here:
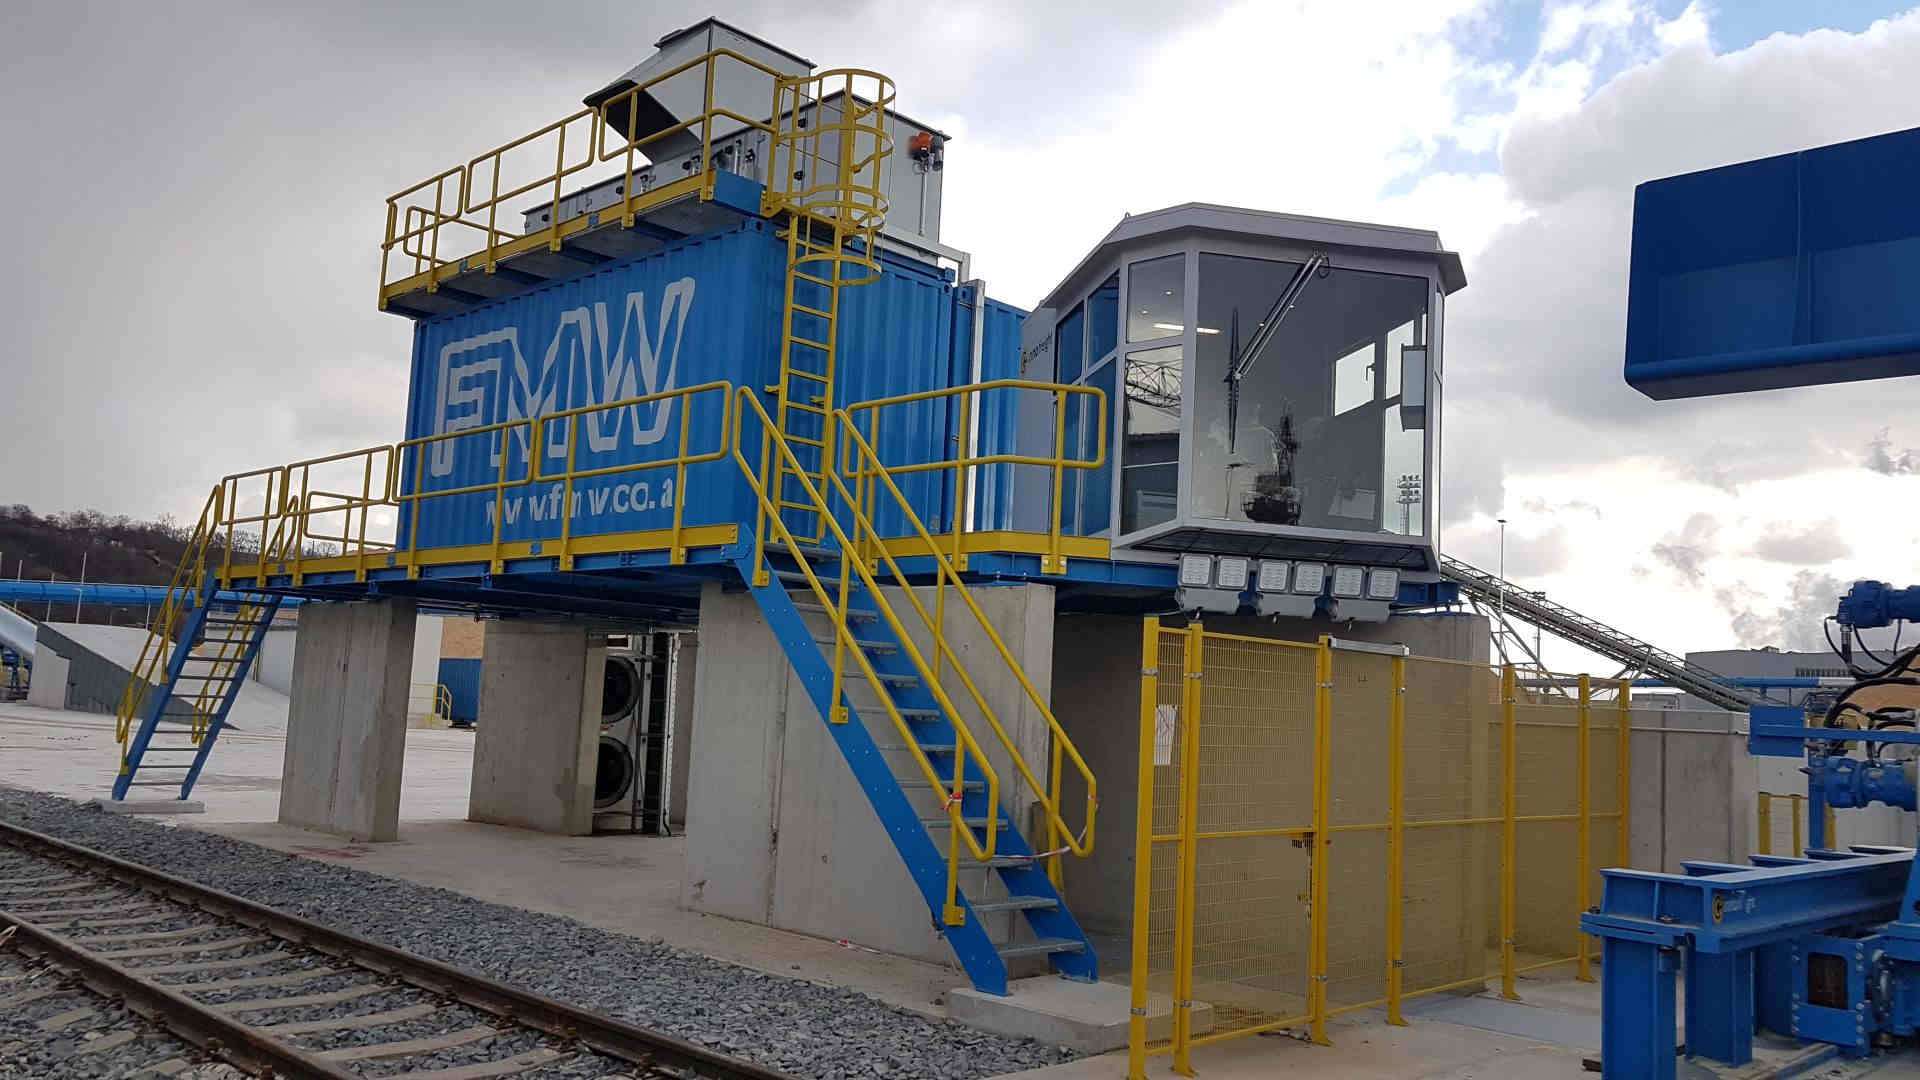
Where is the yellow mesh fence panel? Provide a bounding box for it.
[1131,636,1632,1070]
[1514,699,1582,963]
[1188,636,1316,1039]
[1400,657,1502,999]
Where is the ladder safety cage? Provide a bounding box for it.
[760,68,897,548]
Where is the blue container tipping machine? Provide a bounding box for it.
[1588,126,1920,1078]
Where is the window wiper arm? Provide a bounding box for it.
[1225,254,1327,454]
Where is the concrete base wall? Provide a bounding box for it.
[278,599,417,842]
[467,622,605,836]
[682,581,1055,965]
[25,647,69,709]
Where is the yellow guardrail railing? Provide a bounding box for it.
[843,379,1109,576]
[736,385,1101,919]
[213,382,734,586]
[379,48,898,310]
[410,681,454,725]
[114,484,299,771]
[838,402,1101,898]
[732,387,1007,908]
[1757,791,1834,857]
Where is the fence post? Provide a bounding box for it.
[1576,673,1593,984]
[1128,616,1161,1080]
[1500,663,1518,1001]
[1616,679,1631,867]
[1386,654,1408,1025]
[1756,793,1773,857]
[1172,621,1205,1075]
[1308,637,1334,1045]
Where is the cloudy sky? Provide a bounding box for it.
[4,0,1918,664]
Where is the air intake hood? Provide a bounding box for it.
[584,17,812,163]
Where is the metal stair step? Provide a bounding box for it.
[921,815,998,829]
[897,778,985,793]
[813,636,898,655]
[995,937,1086,960]
[791,602,878,622]
[969,896,1060,916]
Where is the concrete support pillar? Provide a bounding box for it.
[682,580,1056,964]
[278,599,418,842]
[468,621,606,836]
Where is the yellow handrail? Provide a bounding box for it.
[731,388,1005,879]
[213,382,732,585]
[835,407,1101,867]
[381,47,804,305]
[843,379,1108,576]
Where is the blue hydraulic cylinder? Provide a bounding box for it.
[1809,754,1918,812]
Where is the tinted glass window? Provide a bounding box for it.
[1088,273,1119,362]
[1127,255,1186,342]
[1192,253,1427,534]
[1122,345,1181,534]
[1055,302,1085,385]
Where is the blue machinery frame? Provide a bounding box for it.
[1581,722,1920,1079]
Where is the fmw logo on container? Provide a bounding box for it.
[428,277,697,479]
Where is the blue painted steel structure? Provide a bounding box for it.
[1625,125,1920,399]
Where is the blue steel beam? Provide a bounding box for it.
[1584,850,1913,1080]
[1585,849,1910,954]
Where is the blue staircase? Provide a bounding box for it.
[740,548,1096,996]
[113,572,281,802]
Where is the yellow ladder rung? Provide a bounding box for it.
[792,271,835,287]
[782,401,829,415]
[782,369,831,383]
[782,434,827,448]
[791,302,834,320]
[786,335,832,352]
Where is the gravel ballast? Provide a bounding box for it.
[0,789,1075,1079]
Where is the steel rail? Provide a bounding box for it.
[0,820,798,1080]
[0,912,357,1079]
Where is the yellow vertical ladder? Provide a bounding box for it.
[757,68,895,569]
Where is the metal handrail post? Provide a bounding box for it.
[1576,673,1593,983]
[1386,654,1408,1024]
[1500,664,1519,1001]
[1127,617,1161,1080]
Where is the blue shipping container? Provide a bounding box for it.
[397,220,1029,556]
[437,658,481,724]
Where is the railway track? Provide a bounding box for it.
[0,820,798,1080]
